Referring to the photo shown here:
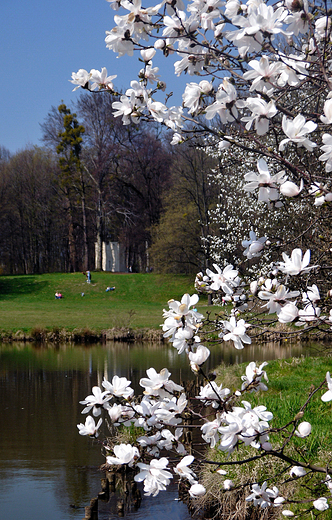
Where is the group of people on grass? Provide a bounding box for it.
[55,271,115,299]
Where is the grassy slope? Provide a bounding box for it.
[216,356,332,459]
[0,272,204,332]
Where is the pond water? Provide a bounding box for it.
[0,340,317,520]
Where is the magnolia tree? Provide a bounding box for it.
[72,0,332,516]
[202,145,309,273]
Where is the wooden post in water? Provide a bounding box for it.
[98,477,109,500]
[83,496,98,520]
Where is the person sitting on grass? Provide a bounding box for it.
[55,292,62,299]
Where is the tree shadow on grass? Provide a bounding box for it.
[0,276,48,300]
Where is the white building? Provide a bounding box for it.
[95,242,126,272]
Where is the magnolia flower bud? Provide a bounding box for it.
[218,140,231,150]
[189,483,206,497]
[294,411,304,420]
[285,0,304,12]
[157,81,166,91]
[280,179,303,197]
[140,48,156,62]
[154,39,165,50]
[223,479,234,490]
[282,510,295,517]
[290,466,307,477]
[199,80,213,94]
[250,281,258,295]
[313,497,329,511]
[295,421,311,438]
[188,345,210,366]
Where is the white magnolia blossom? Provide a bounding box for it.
[277,53,308,85]
[280,179,303,197]
[321,372,332,402]
[205,264,239,294]
[188,344,210,370]
[102,375,134,399]
[319,133,332,172]
[112,95,135,124]
[258,284,300,315]
[246,482,280,508]
[183,80,213,114]
[90,67,117,90]
[243,56,282,92]
[218,401,272,453]
[137,432,162,456]
[240,97,277,136]
[201,414,222,448]
[321,98,332,124]
[80,386,112,416]
[158,427,186,454]
[139,367,184,396]
[298,303,321,323]
[197,381,230,408]
[220,316,251,350]
[70,68,91,90]
[205,78,238,122]
[302,284,320,304]
[72,0,332,513]
[134,458,173,496]
[244,159,286,203]
[106,443,139,466]
[277,302,299,324]
[108,403,124,423]
[174,455,197,483]
[223,479,234,490]
[77,416,102,437]
[242,231,267,259]
[163,293,202,320]
[278,248,316,276]
[279,114,317,152]
[173,327,199,355]
[241,362,269,392]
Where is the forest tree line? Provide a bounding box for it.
[0,92,220,275]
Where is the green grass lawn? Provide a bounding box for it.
[0,271,205,333]
[200,356,332,518]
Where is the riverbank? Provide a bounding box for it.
[0,272,331,344]
[0,326,165,343]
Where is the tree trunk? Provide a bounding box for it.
[64,190,77,272]
[81,186,88,272]
[95,197,103,271]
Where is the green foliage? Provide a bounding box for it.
[57,103,85,177]
[150,144,219,273]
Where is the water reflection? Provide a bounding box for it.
[0,340,316,520]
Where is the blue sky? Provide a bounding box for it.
[1,0,185,153]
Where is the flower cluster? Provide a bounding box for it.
[76,289,332,516]
[72,0,332,515]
